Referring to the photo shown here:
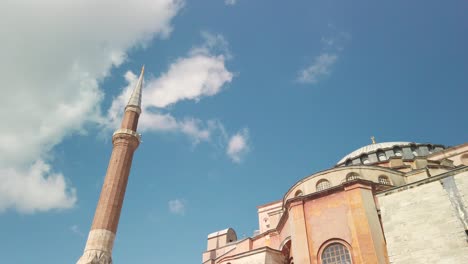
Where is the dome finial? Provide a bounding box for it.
[371,136,376,144]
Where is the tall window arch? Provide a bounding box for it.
[321,243,352,264]
[316,179,331,191]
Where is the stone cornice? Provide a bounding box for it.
[282,166,402,206]
[112,128,141,143]
[377,165,468,196]
[124,105,141,115]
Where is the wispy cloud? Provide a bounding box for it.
[168,199,186,215]
[70,225,85,237]
[297,25,350,84]
[225,0,237,6]
[227,128,250,163]
[297,53,338,84]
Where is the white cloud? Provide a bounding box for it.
[225,0,237,5]
[106,33,233,143]
[168,199,185,215]
[0,161,76,213]
[145,53,232,108]
[297,53,338,84]
[227,128,250,163]
[0,0,183,213]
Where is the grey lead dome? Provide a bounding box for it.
[337,141,446,166]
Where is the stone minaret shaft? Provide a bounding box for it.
[77,66,145,264]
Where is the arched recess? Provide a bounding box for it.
[317,238,353,264]
[360,154,370,164]
[316,179,331,191]
[280,237,293,264]
[393,146,402,156]
[376,150,387,161]
[378,175,391,185]
[461,153,468,166]
[345,172,360,182]
[294,189,303,197]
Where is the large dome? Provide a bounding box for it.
[337,142,446,166]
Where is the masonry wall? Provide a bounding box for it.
[217,248,284,264]
[379,172,468,264]
[303,183,386,263]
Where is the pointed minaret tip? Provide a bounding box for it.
[126,65,145,110]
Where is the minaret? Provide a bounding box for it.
[77,66,145,264]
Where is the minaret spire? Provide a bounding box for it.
[77,66,145,264]
[127,65,144,109]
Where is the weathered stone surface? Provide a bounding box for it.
[380,174,468,264]
[76,250,112,264]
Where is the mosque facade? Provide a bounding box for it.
[203,141,468,264]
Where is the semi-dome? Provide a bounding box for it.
[337,142,445,166]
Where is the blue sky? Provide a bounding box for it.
[0,0,467,263]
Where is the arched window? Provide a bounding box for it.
[294,190,303,197]
[393,147,402,157]
[316,179,331,191]
[345,159,352,166]
[360,154,370,164]
[346,172,360,181]
[377,151,387,161]
[378,175,391,185]
[321,243,352,264]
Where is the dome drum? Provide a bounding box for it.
[338,142,446,167]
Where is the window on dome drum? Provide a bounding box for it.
[428,145,434,153]
[393,147,402,156]
[411,145,418,156]
[346,173,360,181]
[377,151,387,161]
[360,155,370,164]
[321,243,352,264]
[316,179,331,191]
[378,175,391,185]
[345,159,352,166]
